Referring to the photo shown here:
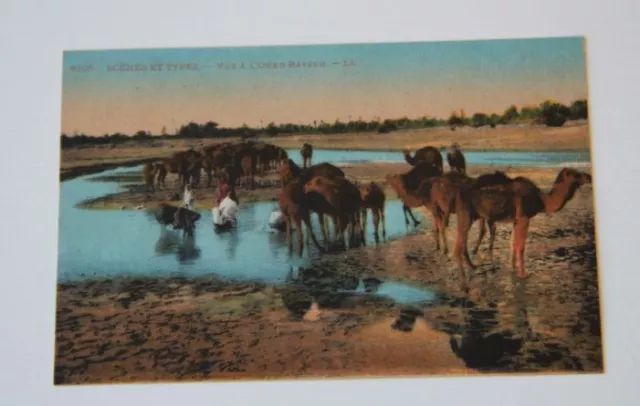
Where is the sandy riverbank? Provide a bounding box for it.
[54,276,478,384]
[60,122,591,181]
[55,160,601,383]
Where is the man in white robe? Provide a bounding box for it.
[212,194,238,228]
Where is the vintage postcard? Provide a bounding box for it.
[55,37,601,385]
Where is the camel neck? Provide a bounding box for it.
[403,152,415,165]
[542,180,577,213]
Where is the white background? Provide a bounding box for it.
[1,0,639,404]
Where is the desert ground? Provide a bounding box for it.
[54,122,602,384]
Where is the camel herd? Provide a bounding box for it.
[279,144,592,282]
[142,140,289,192]
[142,139,592,282]
[389,145,591,281]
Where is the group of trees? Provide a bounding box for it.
[448,99,588,129]
[60,98,588,148]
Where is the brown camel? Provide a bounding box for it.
[447,143,467,173]
[402,146,444,171]
[212,150,232,177]
[303,175,364,249]
[359,182,386,243]
[298,162,345,184]
[200,154,215,188]
[185,154,202,188]
[417,171,512,256]
[240,154,254,189]
[155,162,167,188]
[142,162,158,193]
[385,162,444,227]
[453,168,592,280]
[300,143,313,169]
[278,179,325,257]
[279,158,302,187]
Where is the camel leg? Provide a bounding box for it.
[431,215,440,252]
[335,217,346,249]
[438,214,449,256]
[302,211,325,254]
[403,205,420,227]
[294,216,304,257]
[403,205,411,227]
[356,212,365,246]
[408,207,421,227]
[453,209,475,283]
[373,209,382,244]
[487,221,496,259]
[380,204,386,240]
[318,212,329,249]
[361,209,368,244]
[472,220,487,256]
[513,218,530,278]
[286,217,293,255]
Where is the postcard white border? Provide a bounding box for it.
[1,0,639,405]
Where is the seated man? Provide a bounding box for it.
[212,187,239,230]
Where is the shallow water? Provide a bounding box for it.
[58,166,434,304]
[284,148,591,168]
[57,149,589,305]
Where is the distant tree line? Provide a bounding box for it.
[60,98,588,148]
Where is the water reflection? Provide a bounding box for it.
[280,265,432,320]
[177,235,202,263]
[443,278,583,371]
[154,230,202,264]
[268,231,287,261]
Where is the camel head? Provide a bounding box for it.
[303,176,326,194]
[555,168,592,187]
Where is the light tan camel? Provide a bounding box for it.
[453,168,592,280]
[385,162,444,227]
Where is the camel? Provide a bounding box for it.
[359,182,386,243]
[240,154,254,189]
[300,143,313,169]
[155,162,167,188]
[298,162,345,184]
[303,175,364,249]
[385,162,444,227]
[212,150,232,178]
[278,160,343,244]
[142,162,158,193]
[185,154,202,188]
[447,143,467,174]
[199,153,215,188]
[279,158,302,187]
[417,171,512,256]
[402,146,444,171]
[278,179,325,257]
[453,168,592,280]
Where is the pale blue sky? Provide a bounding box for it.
[61,37,588,135]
